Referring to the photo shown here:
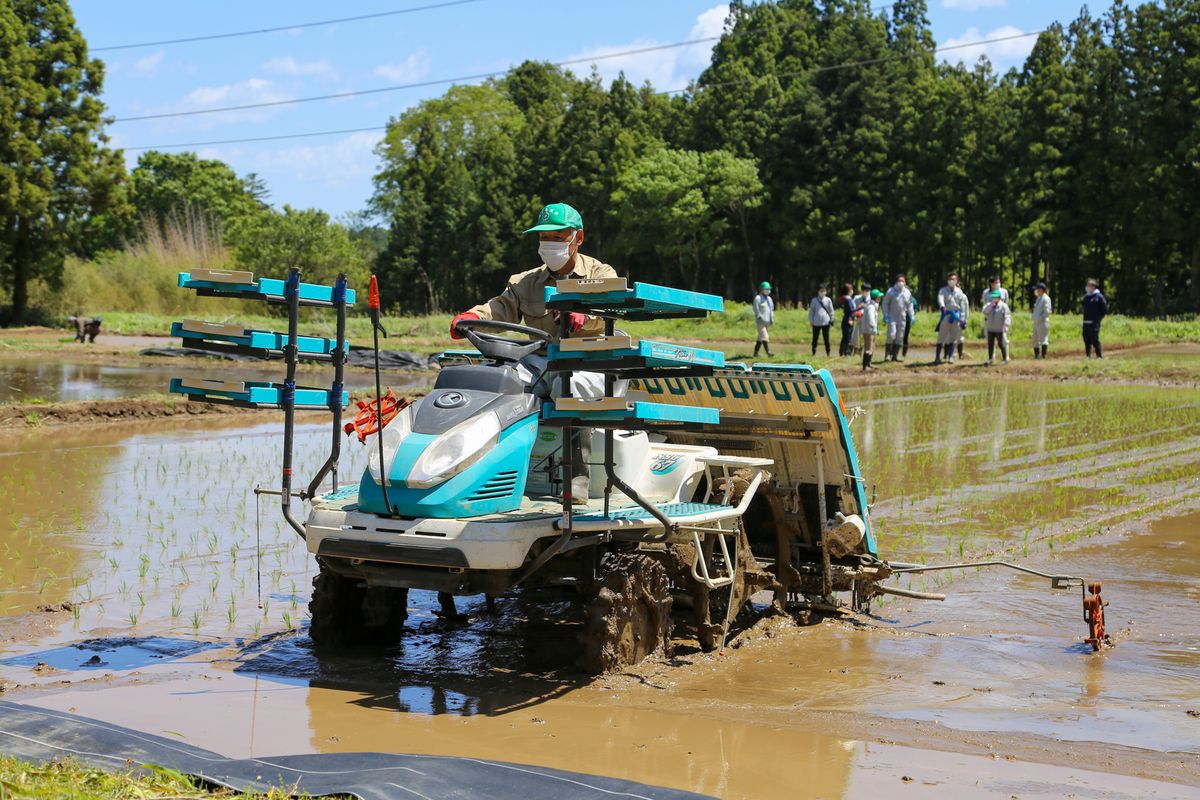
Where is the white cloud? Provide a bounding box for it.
[132,50,165,75]
[942,0,1005,10]
[940,25,1035,67]
[262,56,338,78]
[254,131,382,188]
[373,50,432,83]
[151,77,296,129]
[565,4,729,89]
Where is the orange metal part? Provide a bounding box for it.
[343,388,408,443]
[1083,581,1107,652]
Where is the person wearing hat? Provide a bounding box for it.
[451,203,617,506]
[861,288,883,370]
[1031,282,1052,359]
[1081,278,1107,358]
[753,281,775,358]
[450,202,616,341]
[983,289,1012,365]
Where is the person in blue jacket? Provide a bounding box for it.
[1081,277,1108,359]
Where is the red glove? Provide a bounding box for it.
[552,310,588,333]
[450,311,479,340]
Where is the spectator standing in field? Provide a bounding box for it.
[838,283,858,356]
[983,289,1012,365]
[980,275,1010,308]
[882,274,912,362]
[902,292,917,360]
[861,288,883,371]
[1082,278,1108,358]
[935,272,969,365]
[850,283,872,353]
[808,284,834,357]
[753,281,774,358]
[1032,282,1052,358]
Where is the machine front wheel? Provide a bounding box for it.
[580,552,673,674]
[308,561,408,648]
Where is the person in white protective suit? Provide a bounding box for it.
[935,272,969,365]
[983,289,1012,364]
[1031,282,1052,359]
[882,274,912,362]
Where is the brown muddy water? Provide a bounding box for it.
[1,379,1198,798]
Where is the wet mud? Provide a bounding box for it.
[0,379,1198,798]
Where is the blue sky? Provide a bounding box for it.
[75,0,1089,219]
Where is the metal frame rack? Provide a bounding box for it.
[537,278,730,547]
[170,267,355,537]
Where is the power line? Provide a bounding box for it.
[122,126,388,152]
[119,28,1045,150]
[92,0,485,52]
[112,38,722,122]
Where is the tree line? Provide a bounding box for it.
[2,0,1198,323]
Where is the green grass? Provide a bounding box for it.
[0,756,304,799]
[70,305,1200,353]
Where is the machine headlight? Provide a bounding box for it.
[406,411,501,488]
[367,405,414,486]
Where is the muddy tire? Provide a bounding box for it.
[308,562,408,648]
[580,552,673,674]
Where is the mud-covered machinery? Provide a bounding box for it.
[301,277,898,670]
[165,269,1110,667]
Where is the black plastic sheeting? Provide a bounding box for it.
[141,346,437,370]
[0,701,710,800]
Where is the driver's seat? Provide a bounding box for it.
[433,364,526,395]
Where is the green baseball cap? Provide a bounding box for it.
[870,289,884,299]
[760,281,772,290]
[524,202,583,233]
[990,289,1003,298]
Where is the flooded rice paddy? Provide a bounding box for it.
[0,355,431,403]
[0,376,1197,798]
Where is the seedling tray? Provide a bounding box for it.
[169,377,347,409]
[177,270,356,308]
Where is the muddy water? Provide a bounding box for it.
[0,355,431,402]
[1,379,1198,798]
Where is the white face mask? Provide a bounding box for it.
[539,234,575,271]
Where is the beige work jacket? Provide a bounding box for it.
[467,253,617,339]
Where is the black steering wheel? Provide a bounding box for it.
[454,318,551,364]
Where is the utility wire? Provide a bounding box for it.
[113,38,723,122]
[117,26,1046,151]
[111,3,905,122]
[92,0,485,52]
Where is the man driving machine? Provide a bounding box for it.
[450,202,617,506]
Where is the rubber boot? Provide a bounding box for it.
[1095,341,1102,359]
[957,341,964,360]
[934,344,942,365]
[861,351,870,371]
[764,343,772,357]
[900,341,908,361]
[753,341,761,357]
[1042,345,1048,359]
[1033,348,1040,359]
